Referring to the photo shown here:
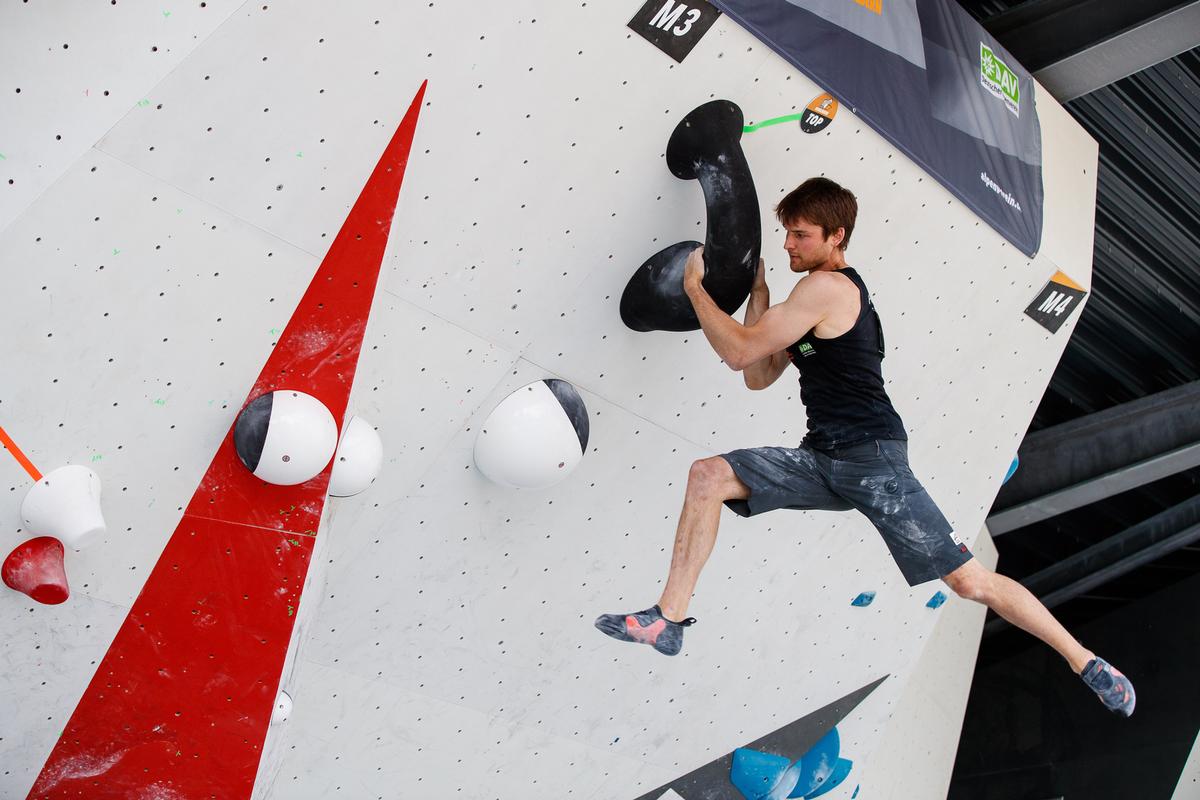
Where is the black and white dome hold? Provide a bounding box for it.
[234,390,339,486]
[474,379,589,489]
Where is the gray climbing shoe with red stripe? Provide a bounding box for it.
[594,605,695,656]
[1080,657,1136,717]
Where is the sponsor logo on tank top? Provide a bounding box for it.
[787,341,816,367]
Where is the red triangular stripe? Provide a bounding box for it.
[29,81,427,800]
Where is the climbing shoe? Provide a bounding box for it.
[594,605,695,656]
[1080,657,1136,717]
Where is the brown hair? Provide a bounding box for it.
[775,177,858,251]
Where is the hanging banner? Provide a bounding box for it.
[711,0,1044,257]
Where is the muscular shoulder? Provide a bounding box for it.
[787,269,856,306]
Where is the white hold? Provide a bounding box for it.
[20,465,107,550]
[328,415,383,497]
[474,380,587,489]
[234,390,338,486]
[272,690,293,724]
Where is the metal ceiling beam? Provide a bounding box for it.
[992,382,1200,532]
[982,0,1193,69]
[1033,3,1200,102]
[1019,495,1200,595]
[984,524,1200,635]
[984,496,1200,636]
[988,441,1200,535]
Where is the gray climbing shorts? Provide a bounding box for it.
[719,439,972,586]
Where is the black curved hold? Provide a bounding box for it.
[620,100,761,332]
[543,379,589,453]
[234,393,273,473]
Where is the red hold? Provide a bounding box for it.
[3,536,69,605]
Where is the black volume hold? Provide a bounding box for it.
[620,100,761,332]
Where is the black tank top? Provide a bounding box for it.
[784,267,907,450]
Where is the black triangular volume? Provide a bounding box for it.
[543,379,589,453]
[632,675,889,800]
[233,392,273,473]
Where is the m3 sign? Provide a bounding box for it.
[629,0,721,63]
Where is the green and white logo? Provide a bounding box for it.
[980,42,1020,117]
[797,342,815,357]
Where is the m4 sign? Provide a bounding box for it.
[1025,271,1087,333]
[629,0,721,63]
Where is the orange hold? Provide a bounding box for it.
[3,536,69,605]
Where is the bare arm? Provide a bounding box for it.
[742,262,790,390]
[683,247,832,373]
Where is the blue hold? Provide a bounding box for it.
[851,591,876,607]
[732,728,856,800]
[1002,455,1020,485]
[805,758,853,799]
[731,748,799,800]
[788,727,840,798]
[926,590,947,609]
[851,785,860,799]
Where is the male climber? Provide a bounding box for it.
[596,177,1135,717]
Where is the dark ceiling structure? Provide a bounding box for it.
[947,0,1200,658]
[945,2,1199,796]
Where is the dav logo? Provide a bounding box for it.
[797,342,815,357]
[980,42,1020,117]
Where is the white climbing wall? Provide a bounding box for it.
[854,528,998,800]
[1173,731,1200,800]
[0,2,1097,798]
[0,0,246,234]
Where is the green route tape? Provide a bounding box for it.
[743,113,805,133]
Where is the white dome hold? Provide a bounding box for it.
[20,465,106,550]
[329,415,383,497]
[234,390,338,486]
[474,379,589,489]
